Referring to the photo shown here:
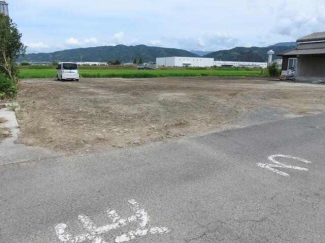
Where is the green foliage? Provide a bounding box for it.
[186,67,208,70]
[268,63,281,77]
[20,62,30,66]
[0,14,26,82]
[132,58,143,64]
[0,73,17,99]
[107,60,121,65]
[19,65,54,69]
[19,64,138,70]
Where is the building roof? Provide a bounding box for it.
[280,48,325,56]
[279,32,325,56]
[297,32,325,43]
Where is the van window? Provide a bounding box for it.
[63,63,78,70]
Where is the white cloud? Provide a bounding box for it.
[273,5,325,38]
[112,32,125,43]
[84,37,98,44]
[63,37,99,48]
[66,37,82,45]
[26,42,49,49]
[25,37,100,52]
[156,32,238,51]
[149,40,162,46]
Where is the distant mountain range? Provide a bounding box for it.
[190,50,213,56]
[205,43,297,62]
[19,45,198,63]
[273,42,297,47]
[19,42,297,63]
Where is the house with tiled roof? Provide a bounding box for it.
[279,32,325,82]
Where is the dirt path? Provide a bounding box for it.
[16,77,325,153]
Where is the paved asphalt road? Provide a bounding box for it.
[1,114,325,243]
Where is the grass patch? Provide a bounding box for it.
[19,68,267,79]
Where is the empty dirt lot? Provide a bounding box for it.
[16,77,325,153]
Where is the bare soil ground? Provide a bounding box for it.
[16,77,325,153]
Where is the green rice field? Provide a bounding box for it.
[18,67,267,79]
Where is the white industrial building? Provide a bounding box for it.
[76,62,108,66]
[156,57,214,68]
[156,57,267,69]
[213,61,267,69]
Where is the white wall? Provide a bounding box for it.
[156,57,176,67]
[157,57,267,68]
[157,57,214,67]
[76,62,108,66]
[213,61,267,68]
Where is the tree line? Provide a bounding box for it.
[107,58,144,65]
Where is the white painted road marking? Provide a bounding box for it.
[257,154,312,177]
[55,199,170,243]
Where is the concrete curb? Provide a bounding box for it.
[0,103,20,146]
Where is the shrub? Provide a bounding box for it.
[268,63,281,77]
[107,60,121,65]
[0,74,17,99]
[0,14,26,82]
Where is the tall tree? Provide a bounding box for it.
[0,14,26,83]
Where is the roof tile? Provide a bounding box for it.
[297,32,325,43]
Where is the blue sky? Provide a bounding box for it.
[7,0,325,53]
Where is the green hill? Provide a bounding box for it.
[19,42,297,63]
[204,43,297,62]
[19,45,198,63]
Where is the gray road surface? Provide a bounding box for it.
[1,114,325,243]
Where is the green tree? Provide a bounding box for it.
[0,14,26,83]
[268,63,281,77]
[138,57,143,64]
[20,62,30,66]
[133,58,137,64]
[113,59,121,65]
[107,60,121,65]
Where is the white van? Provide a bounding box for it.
[57,62,80,81]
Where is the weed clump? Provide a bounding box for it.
[0,74,17,99]
[268,63,281,77]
